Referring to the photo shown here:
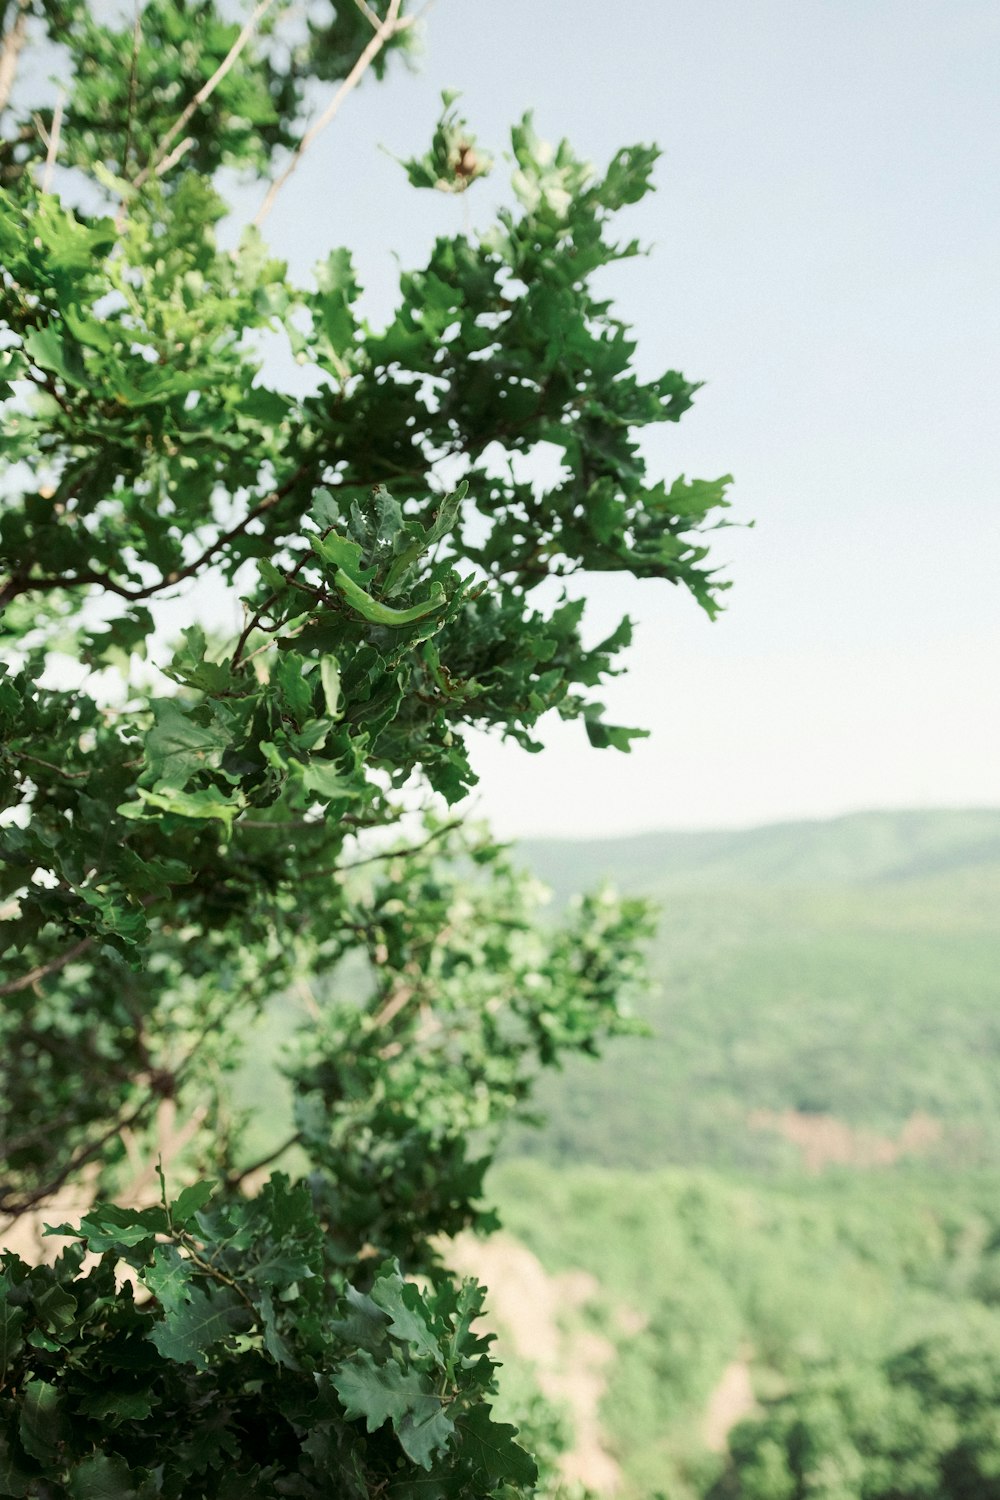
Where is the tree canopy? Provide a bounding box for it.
[713,1324,1000,1500]
[0,1,732,1492]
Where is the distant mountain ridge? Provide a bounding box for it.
[511,807,1000,1174]
[521,808,1000,897]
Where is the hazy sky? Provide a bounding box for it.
[244,0,998,837]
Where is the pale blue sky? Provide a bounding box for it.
[247,1,999,835]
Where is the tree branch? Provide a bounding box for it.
[39,88,62,192]
[224,1132,302,1190]
[0,464,308,611]
[9,749,88,781]
[299,819,461,881]
[0,1095,153,1218]
[350,0,382,30]
[133,0,277,190]
[0,0,30,118]
[0,936,93,998]
[119,5,141,178]
[253,0,408,227]
[151,132,195,179]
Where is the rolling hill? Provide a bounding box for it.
[509,808,1000,1172]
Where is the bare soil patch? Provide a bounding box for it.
[449,1232,622,1495]
[747,1108,941,1172]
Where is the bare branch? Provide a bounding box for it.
[120,4,141,177]
[153,131,195,178]
[134,0,277,190]
[9,749,88,781]
[299,819,462,881]
[350,0,382,30]
[254,0,408,228]
[0,1095,152,1218]
[39,89,62,192]
[0,936,93,999]
[371,982,416,1030]
[0,0,30,118]
[118,1100,209,1205]
[224,1132,302,1190]
[0,463,308,611]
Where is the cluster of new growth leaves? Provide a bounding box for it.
[0,0,731,1491]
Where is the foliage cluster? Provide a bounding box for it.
[0,0,731,1492]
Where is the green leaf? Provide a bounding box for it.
[121,785,245,831]
[144,1245,194,1316]
[298,758,358,803]
[19,1379,62,1461]
[257,1288,300,1370]
[455,1405,537,1486]
[332,1350,431,1433]
[584,717,650,753]
[320,656,342,718]
[171,1181,215,1225]
[0,1285,26,1373]
[0,1434,32,1498]
[23,324,85,386]
[34,1281,77,1331]
[145,699,230,785]
[68,1454,152,1499]
[397,1401,456,1470]
[62,302,116,353]
[148,1285,247,1369]
[331,568,448,628]
[330,1284,391,1354]
[75,1387,154,1423]
[46,1202,168,1252]
[310,529,375,585]
[371,1270,443,1367]
[314,247,359,364]
[257,557,287,593]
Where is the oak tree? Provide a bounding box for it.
[0,1,732,1492]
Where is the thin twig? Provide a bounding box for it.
[134,0,277,189]
[41,91,63,191]
[175,1230,258,1312]
[231,589,279,670]
[299,819,461,881]
[120,5,142,178]
[0,936,93,998]
[0,0,30,117]
[152,133,195,178]
[237,816,326,830]
[0,1096,152,1217]
[230,545,313,669]
[254,0,408,227]
[9,749,88,781]
[224,1132,302,1190]
[350,0,382,30]
[0,465,308,611]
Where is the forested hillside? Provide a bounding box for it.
[478,1160,1000,1500]
[523,808,1000,896]
[511,809,1000,1172]
[227,808,1000,1496]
